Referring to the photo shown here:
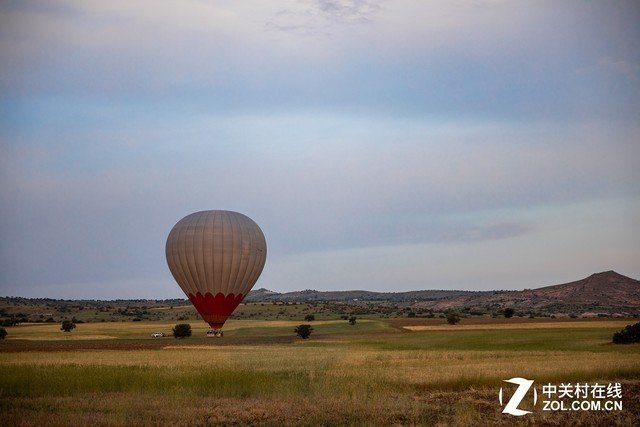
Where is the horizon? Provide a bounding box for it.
[1,2,639,299]
[1,269,636,300]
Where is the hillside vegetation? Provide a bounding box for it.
[2,271,638,327]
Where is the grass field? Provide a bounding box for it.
[1,317,639,425]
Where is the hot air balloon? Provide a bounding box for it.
[165,210,267,332]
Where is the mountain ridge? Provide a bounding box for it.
[245,288,486,302]
[247,271,640,314]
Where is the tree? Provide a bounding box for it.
[173,323,192,338]
[348,316,357,325]
[304,314,315,321]
[613,322,640,344]
[446,313,461,325]
[504,308,515,318]
[0,327,6,340]
[295,324,313,339]
[1,318,16,327]
[60,320,76,332]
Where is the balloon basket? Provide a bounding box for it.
[206,330,224,338]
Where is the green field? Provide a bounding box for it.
[1,318,639,425]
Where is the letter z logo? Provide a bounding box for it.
[499,377,537,416]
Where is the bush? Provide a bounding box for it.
[1,318,16,327]
[304,314,315,321]
[348,316,357,325]
[446,313,461,325]
[295,324,313,339]
[407,312,416,318]
[504,308,515,318]
[173,323,192,338]
[60,320,76,332]
[612,322,640,344]
[0,327,6,339]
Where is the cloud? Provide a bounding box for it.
[597,57,640,79]
[1,1,639,297]
[264,197,640,293]
[2,1,638,122]
[266,0,382,36]
[316,0,381,22]
[1,113,638,295]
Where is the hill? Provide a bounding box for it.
[245,288,484,302]
[519,270,640,305]
[2,271,638,322]
[418,271,640,315]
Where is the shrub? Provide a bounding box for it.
[0,327,6,339]
[612,322,640,344]
[446,313,461,325]
[504,308,515,318]
[304,314,315,321]
[348,316,357,325]
[294,324,313,339]
[60,320,76,332]
[1,318,16,327]
[407,312,416,318]
[173,323,192,338]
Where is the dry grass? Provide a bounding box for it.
[3,319,361,341]
[404,320,633,331]
[2,346,638,389]
[2,385,639,426]
[1,318,639,425]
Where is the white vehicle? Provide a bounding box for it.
[151,332,165,338]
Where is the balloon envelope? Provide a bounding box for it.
[165,210,267,329]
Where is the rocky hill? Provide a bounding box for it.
[416,271,640,315]
[518,271,639,305]
[246,271,640,315]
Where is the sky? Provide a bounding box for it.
[1,0,639,299]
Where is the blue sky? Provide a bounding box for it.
[1,1,639,299]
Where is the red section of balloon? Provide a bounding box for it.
[187,292,245,329]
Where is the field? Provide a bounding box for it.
[1,317,639,425]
